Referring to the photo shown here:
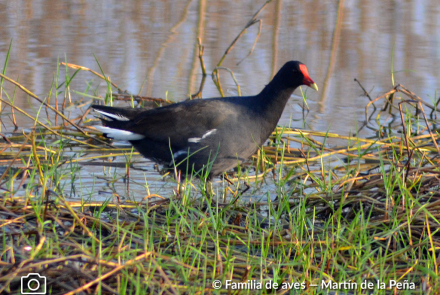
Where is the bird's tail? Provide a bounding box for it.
[91,105,145,141]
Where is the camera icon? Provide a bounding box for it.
[21,273,46,294]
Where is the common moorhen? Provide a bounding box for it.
[92,60,318,178]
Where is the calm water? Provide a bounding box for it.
[1,0,439,199]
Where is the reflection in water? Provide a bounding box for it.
[0,0,439,199]
[1,0,439,135]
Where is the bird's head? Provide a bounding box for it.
[280,60,318,91]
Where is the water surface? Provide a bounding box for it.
[1,0,439,200]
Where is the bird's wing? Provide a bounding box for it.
[109,99,237,148]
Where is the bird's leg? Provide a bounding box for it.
[221,174,250,204]
[177,183,186,199]
[240,181,250,195]
[221,173,235,202]
[221,174,235,186]
[175,170,184,199]
[205,180,214,199]
[229,181,250,206]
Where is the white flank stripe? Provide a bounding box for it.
[188,137,201,143]
[95,110,130,121]
[188,129,217,143]
[94,126,144,140]
[173,150,187,159]
[202,129,217,139]
[170,150,187,165]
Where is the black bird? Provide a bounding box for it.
[92,61,318,179]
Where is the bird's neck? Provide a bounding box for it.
[249,81,298,144]
[256,80,297,119]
